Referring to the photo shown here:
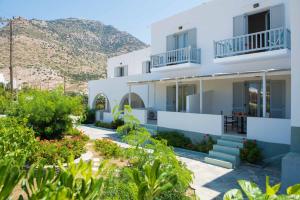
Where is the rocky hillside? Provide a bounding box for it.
[0,17,147,92]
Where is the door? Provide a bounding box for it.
[246,81,262,117]
[166,86,176,111]
[233,82,246,113]
[270,80,285,118]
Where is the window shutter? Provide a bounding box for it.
[233,15,248,36]
[232,82,245,113]
[187,28,197,48]
[142,61,147,74]
[123,66,128,76]
[270,4,285,29]
[114,67,119,77]
[270,80,285,118]
[166,35,175,51]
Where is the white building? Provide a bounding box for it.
[89,0,300,184]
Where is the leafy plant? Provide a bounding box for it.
[195,135,216,153]
[82,107,95,124]
[223,176,300,200]
[8,87,84,139]
[128,159,178,200]
[240,140,262,164]
[0,117,37,166]
[0,161,23,200]
[29,135,87,165]
[155,132,192,149]
[94,139,123,158]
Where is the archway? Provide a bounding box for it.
[92,93,111,112]
[120,92,145,110]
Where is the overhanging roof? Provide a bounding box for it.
[127,68,291,85]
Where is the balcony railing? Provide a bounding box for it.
[151,47,201,68]
[214,27,291,58]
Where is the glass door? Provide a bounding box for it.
[247,82,261,117]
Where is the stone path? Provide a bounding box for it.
[78,125,281,200]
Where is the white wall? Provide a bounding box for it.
[103,112,114,123]
[157,111,223,136]
[132,109,148,124]
[151,0,291,77]
[107,47,151,78]
[290,0,300,127]
[247,117,291,144]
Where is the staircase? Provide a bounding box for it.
[204,135,245,169]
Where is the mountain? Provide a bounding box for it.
[0,17,148,92]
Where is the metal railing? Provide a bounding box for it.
[214,27,291,58]
[151,47,201,68]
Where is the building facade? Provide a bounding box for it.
[88,0,300,184]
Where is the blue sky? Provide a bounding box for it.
[0,0,205,44]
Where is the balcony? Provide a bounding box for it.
[151,47,201,71]
[214,28,290,63]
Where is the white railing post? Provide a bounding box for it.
[262,72,267,118]
[176,80,179,112]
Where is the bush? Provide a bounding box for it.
[8,88,84,139]
[95,119,124,129]
[64,127,81,136]
[94,139,122,158]
[155,131,192,148]
[82,107,95,124]
[0,87,11,114]
[195,135,216,153]
[0,117,37,166]
[29,135,87,165]
[240,140,262,164]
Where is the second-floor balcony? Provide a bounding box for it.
[151,47,201,69]
[214,27,290,59]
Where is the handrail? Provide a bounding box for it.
[151,47,201,68]
[214,28,290,58]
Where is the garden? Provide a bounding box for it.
[1,86,300,199]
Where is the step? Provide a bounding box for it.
[209,150,239,166]
[217,139,243,149]
[204,157,233,169]
[213,144,240,156]
[221,135,245,143]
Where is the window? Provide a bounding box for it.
[142,61,151,74]
[114,66,128,77]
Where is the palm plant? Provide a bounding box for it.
[128,159,178,200]
[224,176,300,200]
[0,162,23,200]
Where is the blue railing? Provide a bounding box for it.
[214,27,291,58]
[151,47,201,68]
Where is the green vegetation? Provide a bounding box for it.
[0,87,11,114]
[7,87,84,139]
[155,132,216,153]
[240,140,262,164]
[95,118,124,129]
[94,138,122,158]
[0,117,37,167]
[29,134,88,165]
[224,176,300,199]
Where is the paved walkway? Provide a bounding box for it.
[78,125,281,200]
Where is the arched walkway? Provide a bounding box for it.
[119,92,145,110]
[92,93,111,112]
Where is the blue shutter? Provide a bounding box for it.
[270,80,285,118]
[270,4,285,29]
[166,35,175,51]
[233,15,248,36]
[233,82,245,113]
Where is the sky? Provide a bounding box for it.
[0,0,205,44]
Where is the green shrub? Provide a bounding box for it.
[155,131,192,149]
[29,135,87,165]
[65,127,81,136]
[94,138,122,158]
[0,87,11,114]
[95,121,114,129]
[95,119,124,129]
[224,176,300,200]
[82,107,95,124]
[240,140,262,164]
[195,135,216,153]
[8,88,84,139]
[0,117,37,166]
